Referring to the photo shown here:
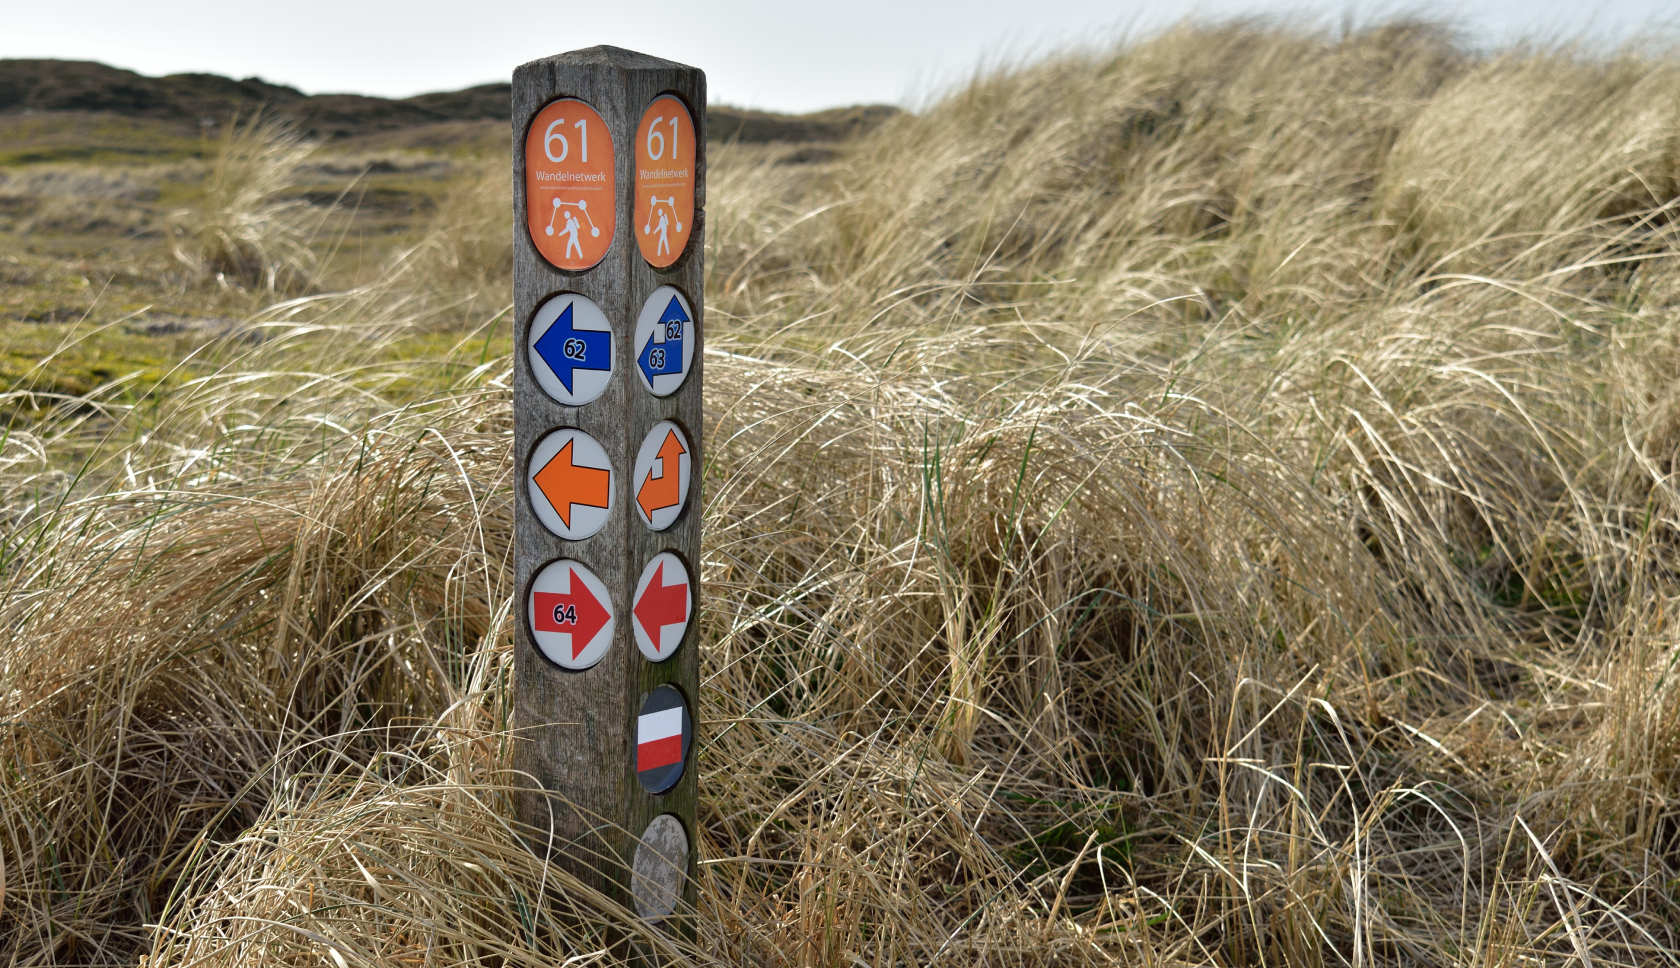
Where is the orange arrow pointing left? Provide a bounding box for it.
[534,439,610,528]
[636,430,687,520]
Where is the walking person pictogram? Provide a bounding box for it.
[562,211,583,259]
[545,198,601,263]
[643,196,681,245]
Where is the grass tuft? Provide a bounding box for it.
[170,112,320,295]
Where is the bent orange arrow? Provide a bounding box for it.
[534,439,610,527]
[636,430,687,520]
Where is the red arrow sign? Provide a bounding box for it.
[533,566,610,659]
[633,560,689,654]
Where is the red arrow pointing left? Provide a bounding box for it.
[633,560,689,653]
[534,566,611,659]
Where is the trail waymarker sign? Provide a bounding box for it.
[635,96,696,268]
[512,47,703,926]
[528,559,615,670]
[636,685,692,794]
[525,98,615,270]
[528,427,614,540]
[634,286,694,396]
[632,552,691,662]
[529,293,613,405]
[632,421,692,530]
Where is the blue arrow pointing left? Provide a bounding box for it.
[637,295,689,387]
[534,303,611,394]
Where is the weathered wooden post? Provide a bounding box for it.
[510,47,703,925]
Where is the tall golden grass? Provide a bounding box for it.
[170,112,321,294]
[5,19,1680,968]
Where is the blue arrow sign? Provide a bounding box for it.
[638,295,689,386]
[534,302,611,394]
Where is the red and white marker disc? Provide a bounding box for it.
[632,552,691,662]
[527,559,615,670]
[636,685,691,794]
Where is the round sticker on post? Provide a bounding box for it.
[632,421,691,531]
[632,552,691,662]
[635,95,696,268]
[527,559,615,670]
[525,98,615,271]
[528,293,613,406]
[633,286,695,397]
[632,814,689,922]
[529,428,614,540]
[636,685,691,794]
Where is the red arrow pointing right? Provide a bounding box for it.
[633,560,689,654]
[534,566,611,659]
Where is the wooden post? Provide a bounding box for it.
[511,47,704,923]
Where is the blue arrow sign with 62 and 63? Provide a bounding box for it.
[529,293,613,406]
[633,286,695,397]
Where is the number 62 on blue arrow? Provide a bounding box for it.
[528,293,614,406]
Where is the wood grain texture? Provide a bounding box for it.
[510,46,704,911]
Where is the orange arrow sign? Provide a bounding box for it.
[534,439,610,527]
[636,430,687,520]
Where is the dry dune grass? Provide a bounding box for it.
[169,113,323,294]
[5,18,1680,968]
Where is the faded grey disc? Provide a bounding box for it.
[631,813,689,922]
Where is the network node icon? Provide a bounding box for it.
[545,197,601,257]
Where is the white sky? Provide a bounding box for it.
[4,0,1678,114]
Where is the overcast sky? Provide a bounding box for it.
[5,0,1678,114]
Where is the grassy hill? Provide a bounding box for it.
[3,20,1680,968]
[0,58,898,162]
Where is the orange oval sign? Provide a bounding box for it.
[634,95,696,268]
[525,98,615,271]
